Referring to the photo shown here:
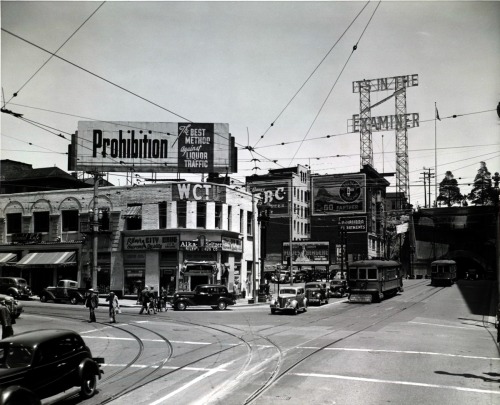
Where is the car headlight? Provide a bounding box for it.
[316,293,320,298]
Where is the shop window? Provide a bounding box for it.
[33,211,49,233]
[6,213,22,234]
[177,201,187,228]
[62,210,79,232]
[159,202,167,229]
[215,203,222,229]
[196,202,206,228]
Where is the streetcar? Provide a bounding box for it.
[347,259,404,303]
[430,259,457,286]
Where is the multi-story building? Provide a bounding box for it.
[0,181,259,298]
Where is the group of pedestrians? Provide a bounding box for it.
[85,288,120,323]
[139,285,168,314]
[83,285,168,323]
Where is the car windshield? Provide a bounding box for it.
[280,289,296,294]
[17,279,27,286]
[0,344,34,368]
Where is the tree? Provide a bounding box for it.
[437,171,463,207]
[467,161,496,205]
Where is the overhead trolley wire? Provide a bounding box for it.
[3,2,107,107]
[288,0,381,166]
[252,1,372,150]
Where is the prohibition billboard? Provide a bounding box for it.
[70,121,236,173]
[312,174,366,215]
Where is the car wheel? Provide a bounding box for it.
[293,307,298,315]
[217,301,227,310]
[40,294,47,303]
[176,301,187,311]
[70,296,78,305]
[80,369,97,399]
[271,308,276,314]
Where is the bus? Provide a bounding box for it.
[430,260,457,286]
[348,260,404,303]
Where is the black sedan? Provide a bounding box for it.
[0,329,103,404]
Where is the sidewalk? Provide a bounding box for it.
[117,297,268,308]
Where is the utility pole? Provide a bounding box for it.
[420,168,427,208]
[91,172,100,290]
[289,180,294,286]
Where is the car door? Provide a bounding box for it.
[30,336,80,398]
[194,286,209,305]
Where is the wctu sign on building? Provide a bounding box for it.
[70,121,237,173]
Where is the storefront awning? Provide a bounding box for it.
[123,206,142,218]
[0,253,17,265]
[17,252,76,266]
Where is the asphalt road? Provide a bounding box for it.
[15,279,500,405]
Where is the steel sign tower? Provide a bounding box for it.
[351,74,419,201]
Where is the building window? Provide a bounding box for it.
[159,202,167,229]
[6,213,22,234]
[247,211,253,235]
[215,203,222,229]
[62,210,79,232]
[177,201,187,228]
[100,209,110,231]
[197,202,206,228]
[240,209,244,234]
[33,211,49,233]
[228,206,232,231]
[125,205,142,230]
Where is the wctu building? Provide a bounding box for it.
[0,181,259,298]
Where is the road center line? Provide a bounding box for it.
[290,372,500,395]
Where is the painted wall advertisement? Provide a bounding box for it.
[312,174,366,215]
[73,121,233,173]
[282,241,330,266]
[248,182,289,216]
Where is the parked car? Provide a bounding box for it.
[0,330,103,404]
[0,294,23,319]
[329,279,348,297]
[270,287,307,315]
[304,282,329,305]
[39,280,87,305]
[171,284,236,310]
[0,277,32,300]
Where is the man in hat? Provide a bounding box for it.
[85,288,99,322]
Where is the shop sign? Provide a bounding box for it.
[339,216,367,232]
[124,235,179,250]
[11,233,42,244]
[180,240,222,251]
[222,237,242,252]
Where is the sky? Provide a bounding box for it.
[1,0,499,207]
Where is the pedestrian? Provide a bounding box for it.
[150,286,157,314]
[157,286,167,312]
[106,291,120,323]
[139,285,150,314]
[0,302,13,339]
[85,289,99,322]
